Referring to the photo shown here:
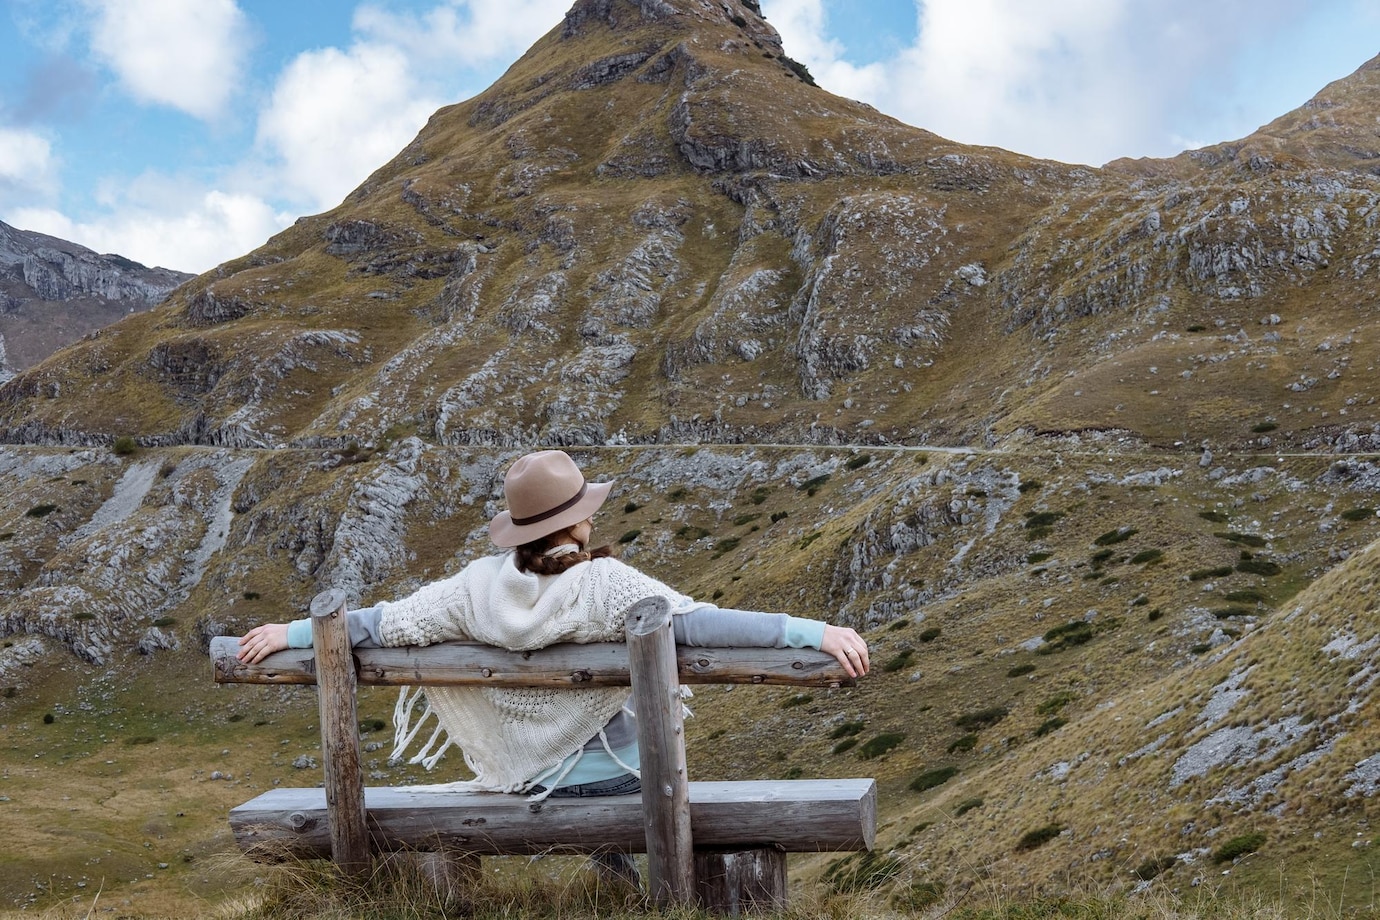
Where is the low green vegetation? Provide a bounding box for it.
[909,765,959,792]
[1093,527,1137,546]
[1213,831,1266,863]
[882,649,914,672]
[953,706,1008,732]
[858,731,906,759]
[1015,823,1064,851]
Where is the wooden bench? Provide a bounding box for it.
[211,592,876,912]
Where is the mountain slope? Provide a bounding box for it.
[0,221,191,372]
[1,1,1380,914]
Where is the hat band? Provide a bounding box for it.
[510,483,588,527]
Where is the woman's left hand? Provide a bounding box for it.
[821,625,870,678]
[237,623,289,664]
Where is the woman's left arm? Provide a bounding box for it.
[671,602,869,678]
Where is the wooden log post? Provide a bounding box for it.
[694,848,787,915]
[309,588,370,876]
[625,596,694,908]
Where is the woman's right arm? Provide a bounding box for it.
[236,606,387,664]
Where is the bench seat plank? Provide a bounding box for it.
[230,779,875,859]
[209,636,854,688]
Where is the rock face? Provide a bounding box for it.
[0,220,191,370]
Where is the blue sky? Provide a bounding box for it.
[1,0,1377,273]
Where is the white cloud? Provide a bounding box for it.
[83,0,252,120]
[765,0,1315,166]
[12,189,288,273]
[0,127,58,203]
[352,0,572,67]
[256,43,444,213]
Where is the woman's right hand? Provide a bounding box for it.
[820,624,870,678]
[237,623,289,664]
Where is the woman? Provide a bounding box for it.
[238,449,869,801]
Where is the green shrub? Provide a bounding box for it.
[1039,620,1095,652]
[675,525,710,540]
[748,486,770,505]
[1212,607,1252,619]
[242,591,261,600]
[667,486,688,501]
[858,732,906,759]
[953,797,984,817]
[1216,531,1266,547]
[1025,526,1053,541]
[732,513,759,527]
[831,738,858,754]
[112,436,138,456]
[918,627,941,642]
[909,765,959,792]
[1027,552,1053,564]
[1007,663,1036,678]
[151,617,177,628]
[829,721,865,740]
[1018,480,1042,493]
[883,649,914,672]
[770,510,788,523]
[947,734,978,754]
[1189,643,1212,655]
[1189,565,1234,581]
[892,879,946,911]
[623,501,640,514]
[1251,421,1278,433]
[1131,594,1150,606]
[823,851,901,893]
[780,54,817,86]
[1094,527,1137,546]
[798,531,821,549]
[1225,589,1265,603]
[24,504,59,518]
[1186,323,1206,332]
[1341,507,1375,522]
[1034,717,1067,737]
[1148,608,1163,621]
[889,619,910,631]
[617,529,641,544]
[43,713,54,724]
[1024,511,1064,529]
[1015,823,1064,851]
[1130,549,1164,564]
[1135,855,1178,880]
[1036,691,1075,716]
[845,454,872,470]
[0,532,12,541]
[953,706,1008,731]
[1213,832,1266,863]
[359,718,387,733]
[74,612,96,621]
[1198,510,1229,523]
[1237,558,1282,576]
[1090,549,1115,565]
[780,693,813,709]
[125,735,158,745]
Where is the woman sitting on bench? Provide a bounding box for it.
[236,449,869,804]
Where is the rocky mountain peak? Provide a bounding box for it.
[561,0,782,52]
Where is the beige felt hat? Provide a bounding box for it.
[488,450,613,548]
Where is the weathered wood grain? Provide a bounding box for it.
[309,590,369,875]
[209,636,854,688]
[228,779,876,860]
[626,596,694,907]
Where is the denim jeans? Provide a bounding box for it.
[529,772,641,798]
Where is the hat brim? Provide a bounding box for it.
[488,480,614,548]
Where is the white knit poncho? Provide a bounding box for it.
[380,552,689,796]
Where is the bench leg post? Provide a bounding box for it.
[694,848,787,915]
[310,589,371,876]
